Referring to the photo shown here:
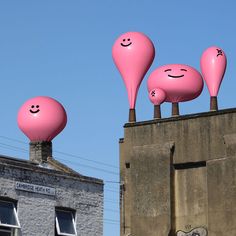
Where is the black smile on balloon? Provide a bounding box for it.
[121,38,132,47]
[30,105,40,114]
[168,74,184,78]
[165,68,187,78]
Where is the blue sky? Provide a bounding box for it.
[0,1,235,235]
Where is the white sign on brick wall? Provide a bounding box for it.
[15,182,55,196]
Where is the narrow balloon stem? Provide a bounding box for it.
[172,103,179,116]
[154,105,161,119]
[129,109,136,122]
[210,96,218,111]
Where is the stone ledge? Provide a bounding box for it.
[124,107,236,128]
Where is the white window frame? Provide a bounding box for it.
[0,227,11,234]
[55,209,77,236]
[0,200,20,229]
[0,228,21,236]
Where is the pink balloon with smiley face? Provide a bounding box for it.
[112,32,155,109]
[147,64,203,103]
[200,46,227,97]
[17,96,67,142]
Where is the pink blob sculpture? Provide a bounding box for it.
[149,88,166,106]
[200,46,227,111]
[147,64,203,116]
[149,88,166,119]
[17,96,67,142]
[112,31,155,122]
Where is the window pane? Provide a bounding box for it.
[56,210,76,235]
[0,226,11,236]
[0,231,11,236]
[0,201,17,226]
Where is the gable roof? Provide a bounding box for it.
[0,154,103,185]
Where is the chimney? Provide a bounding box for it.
[29,141,52,163]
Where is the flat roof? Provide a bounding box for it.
[124,107,236,128]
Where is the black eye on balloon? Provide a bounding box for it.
[164,69,172,72]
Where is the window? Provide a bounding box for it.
[0,227,11,236]
[0,200,20,229]
[0,200,20,236]
[55,209,77,236]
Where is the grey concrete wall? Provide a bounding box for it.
[123,109,236,164]
[120,108,236,236]
[174,167,208,232]
[0,164,103,236]
[130,143,174,236]
[207,156,236,235]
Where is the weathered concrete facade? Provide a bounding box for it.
[120,108,236,236]
[0,155,103,236]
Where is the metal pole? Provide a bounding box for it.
[129,109,136,122]
[210,96,218,111]
[154,105,161,119]
[172,103,179,116]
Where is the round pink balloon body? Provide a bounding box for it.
[17,96,67,142]
[149,88,166,105]
[147,64,203,103]
[200,46,227,97]
[112,32,155,109]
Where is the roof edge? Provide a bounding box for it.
[0,155,103,185]
[124,107,236,128]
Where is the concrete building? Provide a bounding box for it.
[0,141,103,236]
[120,108,236,236]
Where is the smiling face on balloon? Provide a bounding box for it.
[17,96,67,142]
[115,33,135,50]
[22,97,63,119]
[120,37,132,47]
[113,32,154,54]
[112,32,155,109]
[147,64,203,103]
[30,104,40,114]
[151,64,201,83]
[163,66,189,79]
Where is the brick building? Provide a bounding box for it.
[0,141,103,236]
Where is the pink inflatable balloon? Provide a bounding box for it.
[147,64,203,103]
[149,88,166,105]
[17,96,67,142]
[112,32,155,109]
[200,46,227,97]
